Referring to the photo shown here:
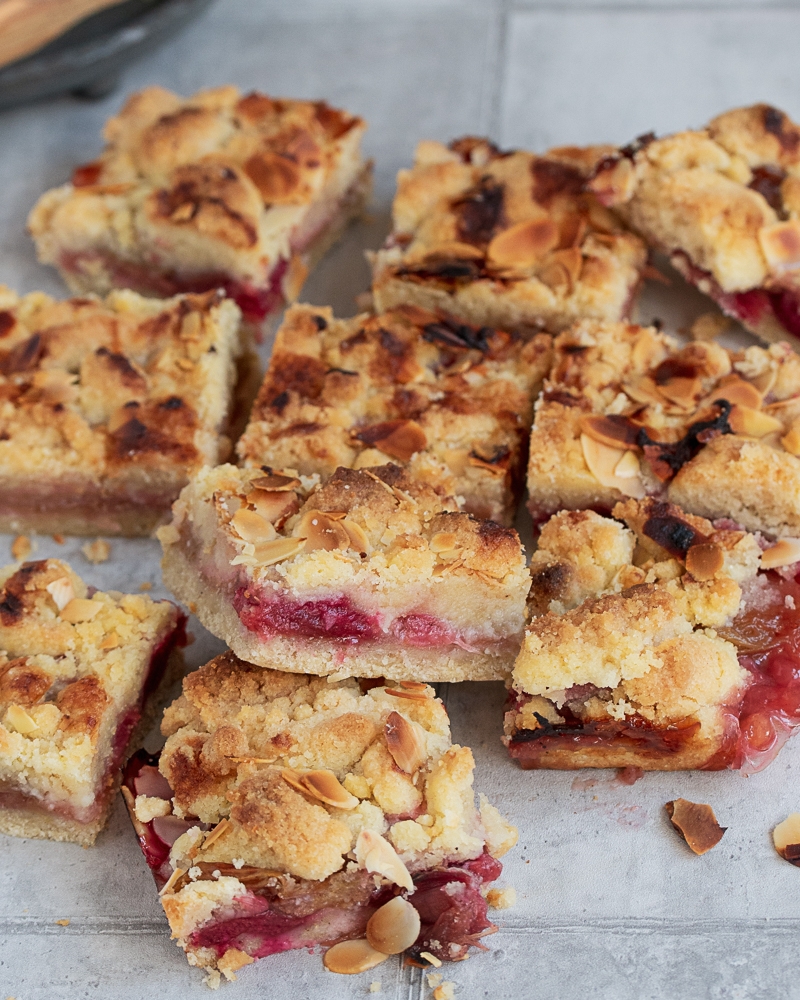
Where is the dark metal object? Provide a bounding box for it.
[0,0,214,112]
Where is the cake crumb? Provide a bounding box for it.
[52,533,64,544]
[189,601,198,613]
[369,982,382,994]
[427,973,443,988]
[485,886,516,909]
[202,969,221,990]
[10,535,31,561]
[690,312,729,341]
[55,918,70,926]
[786,595,796,610]
[139,581,152,591]
[433,983,455,1000]
[232,857,245,869]
[82,539,111,564]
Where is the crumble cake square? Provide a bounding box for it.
[122,651,516,982]
[28,86,371,331]
[589,104,800,347]
[0,558,185,845]
[159,463,530,682]
[0,284,253,536]
[505,498,800,772]
[526,317,800,539]
[371,137,647,333]
[236,302,553,526]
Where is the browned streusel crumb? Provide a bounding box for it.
[0,558,183,844]
[160,462,530,681]
[81,539,111,564]
[28,86,370,327]
[506,497,765,770]
[125,651,517,977]
[589,105,800,346]
[10,536,31,561]
[236,302,552,525]
[0,285,247,536]
[526,316,800,538]
[371,137,647,333]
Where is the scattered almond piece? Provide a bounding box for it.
[427,973,444,988]
[81,539,111,564]
[772,812,800,866]
[55,919,70,927]
[323,939,388,974]
[433,983,455,1000]
[419,951,442,968]
[665,798,726,854]
[60,598,102,623]
[485,886,516,910]
[690,312,730,341]
[760,538,800,570]
[369,983,382,994]
[139,581,152,591]
[10,535,31,561]
[52,533,65,544]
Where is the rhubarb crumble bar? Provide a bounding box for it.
[505,499,800,772]
[527,317,800,538]
[236,302,552,525]
[28,86,370,330]
[371,137,647,333]
[122,651,516,981]
[159,463,530,681]
[589,105,800,346]
[0,558,185,845]
[0,285,251,536]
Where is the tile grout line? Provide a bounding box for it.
[507,2,800,11]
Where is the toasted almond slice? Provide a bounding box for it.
[253,537,306,566]
[772,812,800,865]
[231,508,277,544]
[760,537,800,570]
[657,376,701,408]
[4,704,38,734]
[631,328,668,371]
[199,818,231,852]
[550,246,583,285]
[323,939,389,974]
[159,867,186,896]
[385,688,431,703]
[759,219,800,273]
[690,312,730,342]
[487,218,559,270]
[613,451,641,478]
[714,375,762,410]
[293,510,351,552]
[355,420,427,463]
[781,418,800,455]
[685,542,724,581]
[467,454,506,476]
[622,376,668,407]
[750,365,778,397]
[366,896,421,955]
[60,598,102,623]
[355,830,414,891]
[249,473,301,492]
[420,241,486,263]
[301,770,359,810]
[399,681,429,692]
[728,404,783,438]
[665,798,726,855]
[430,531,459,554]
[385,711,427,774]
[247,489,299,525]
[538,260,572,294]
[580,434,646,498]
[579,414,640,451]
[46,576,75,611]
[120,785,148,839]
[342,519,370,555]
[280,768,308,795]
[586,156,635,206]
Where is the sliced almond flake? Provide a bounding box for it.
[760,537,800,570]
[713,375,762,410]
[253,537,306,566]
[323,939,389,975]
[758,219,800,273]
[355,830,414,891]
[657,376,701,408]
[280,767,310,795]
[430,531,459,554]
[159,868,186,896]
[772,812,800,865]
[622,376,668,407]
[384,688,431,703]
[231,508,277,544]
[46,577,75,611]
[4,704,37,734]
[399,680,429,692]
[198,818,231,852]
[293,510,350,552]
[750,365,778,397]
[613,451,641,478]
[419,952,443,968]
[247,489,299,524]
[728,404,783,438]
[60,598,102,623]
[342,519,370,555]
[580,434,646,499]
[665,798,726,855]
[579,414,640,451]
[249,473,301,492]
[301,770,359,810]
[487,217,558,270]
[685,542,724,581]
[385,711,427,774]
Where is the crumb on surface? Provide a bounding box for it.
[433,983,455,1000]
[10,535,31,561]
[82,539,111,564]
[55,918,70,926]
[485,886,516,909]
[689,312,730,341]
[202,969,221,990]
[369,982,382,994]
[427,972,443,988]
[139,581,152,591]
[52,534,64,544]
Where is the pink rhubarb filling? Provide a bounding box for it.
[123,750,501,963]
[506,568,800,773]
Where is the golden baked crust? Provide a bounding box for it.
[140,651,516,973]
[28,86,370,322]
[526,317,800,537]
[159,463,530,681]
[371,137,647,333]
[0,559,182,843]
[0,285,247,536]
[506,498,761,770]
[590,105,800,345]
[236,302,552,524]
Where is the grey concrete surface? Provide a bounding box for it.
[2,1,800,997]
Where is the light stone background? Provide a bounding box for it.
[2,1,800,997]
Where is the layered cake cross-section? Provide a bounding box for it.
[28,86,370,330]
[371,136,647,333]
[526,317,800,538]
[0,285,251,536]
[504,499,800,772]
[589,104,800,347]
[122,652,517,983]
[0,559,185,845]
[236,302,552,525]
[160,463,530,681]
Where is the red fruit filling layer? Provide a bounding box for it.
[672,252,800,340]
[58,251,288,325]
[233,587,480,650]
[123,750,501,963]
[506,569,800,772]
